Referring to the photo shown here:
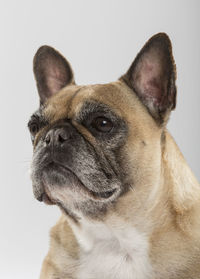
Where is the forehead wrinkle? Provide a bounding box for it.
[43,85,86,123]
[68,86,96,119]
[66,86,86,116]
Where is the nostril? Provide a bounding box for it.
[56,129,69,144]
[45,134,51,144]
[44,128,69,146]
[58,133,67,143]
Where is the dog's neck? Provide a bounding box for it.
[162,131,200,211]
[68,211,153,279]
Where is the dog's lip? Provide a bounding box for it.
[37,191,56,205]
[36,176,57,205]
[37,161,118,202]
[89,188,117,199]
[42,193,56,205]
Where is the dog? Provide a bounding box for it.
[28,33,200,279]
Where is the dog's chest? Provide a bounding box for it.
[73,221,153,279]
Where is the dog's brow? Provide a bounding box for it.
[30,112,41,121]
[75,101,120,125]
[28,108,48,127]
[66,86,86,115]
[77,101,107,116]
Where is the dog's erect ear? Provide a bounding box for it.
[121,33,177,123]
[33,46,74,105]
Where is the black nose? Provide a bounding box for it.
[44,128,69,146]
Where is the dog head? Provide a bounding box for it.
[28,33,176,220]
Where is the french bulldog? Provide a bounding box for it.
[28,33,200,279]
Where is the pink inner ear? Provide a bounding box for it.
[135,53,165,106]
[47,76,64,97]
[46,66,67,97]
[123,33,176,117]
[34,45,74,104]
[43,56,72,100]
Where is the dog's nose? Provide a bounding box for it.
[44,128,69,146]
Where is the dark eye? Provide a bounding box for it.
[91,117,113,133]
[29,122,39,136]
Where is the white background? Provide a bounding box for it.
[0,0,199,278]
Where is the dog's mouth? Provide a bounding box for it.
[36,162,117,205]
[38,192,56,205]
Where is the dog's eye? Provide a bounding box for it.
[91,117,113,133]
[29,122,39,136]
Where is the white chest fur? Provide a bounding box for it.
[71,219,153,279]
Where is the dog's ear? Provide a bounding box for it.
[121,33,177,124]
[33,46,74,105]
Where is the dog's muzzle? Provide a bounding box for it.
[31,122,120,205]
